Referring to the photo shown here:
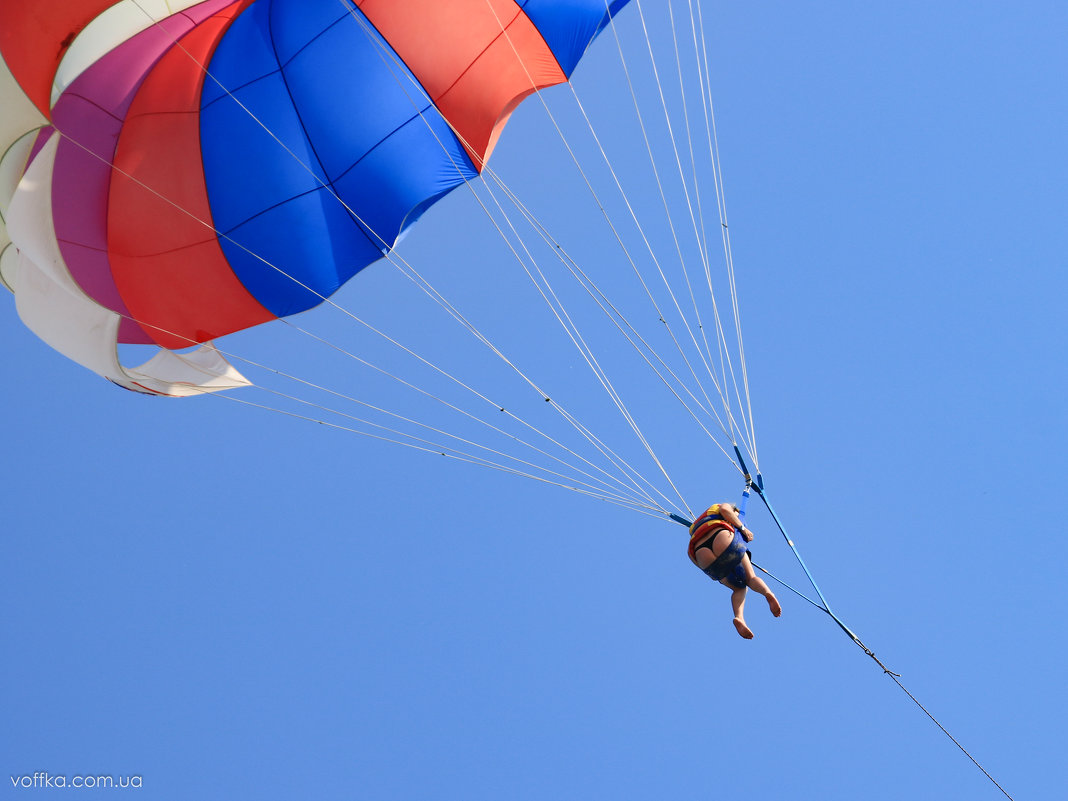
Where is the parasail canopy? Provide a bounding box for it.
[0,0,629,394]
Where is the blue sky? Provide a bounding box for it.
[2,2,1065,799]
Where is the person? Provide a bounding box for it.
[688,502,782,639]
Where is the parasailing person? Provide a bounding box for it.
[688,502,782,638]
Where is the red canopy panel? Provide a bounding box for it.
[0,1,124,116]
[108,0,271,349]
[356,0,566,169]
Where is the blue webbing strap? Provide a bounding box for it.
[730,446,852,627]
[750,483,871,648]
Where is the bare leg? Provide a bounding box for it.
[727,584,753,639]
[739,555,781,617]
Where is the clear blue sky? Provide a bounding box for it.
[3,2,1065,799]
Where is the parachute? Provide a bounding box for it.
[0,9,1025,794]
[0,1,773,533]
[0,0,629,395]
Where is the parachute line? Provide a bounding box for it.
[505,21,729,443]
[686,0,760,466]
[610,0,758,468]
[278,320,666,511]
[467,178,697,511]
[477,171,744,475]
[475,0,754,494]
[563,83,754,460]
[207,389,666,517]
[253,382,656,510]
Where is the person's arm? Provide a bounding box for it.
[717,503,753,542]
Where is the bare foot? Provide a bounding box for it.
[767,592,782,618]
[733,617,754,639]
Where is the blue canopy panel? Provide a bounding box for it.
[199,0,477,319]
[519,0,631,77]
